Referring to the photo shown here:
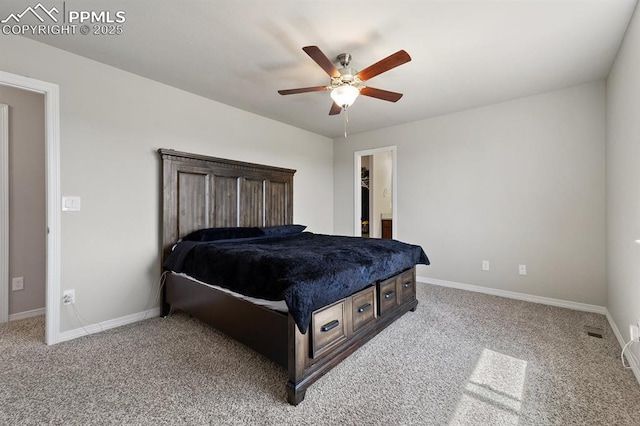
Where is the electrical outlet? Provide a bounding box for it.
[630,325,639,342]
[62,289,75,305]
[519,264,527,275]
[11,277,24,291]
[482,260,490,271]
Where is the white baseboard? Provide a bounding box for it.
[418,276,607,315]
[58,307,160,343]
[9,307,46,321]
[605,310,640,384]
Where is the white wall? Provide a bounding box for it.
[0,85,46,315]
[334,82,606,306]
[606,2,640,354]
[0,36,333,333]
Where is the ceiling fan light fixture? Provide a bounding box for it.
[330,85,360,109]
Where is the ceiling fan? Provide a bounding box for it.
[278,46,412,115]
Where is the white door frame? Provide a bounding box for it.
[0,71,61,345]
[0,104,8,324]
[353,146,397,238]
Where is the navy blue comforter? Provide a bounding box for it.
[164,232,429,333]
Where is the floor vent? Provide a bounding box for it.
[585,326,603,338]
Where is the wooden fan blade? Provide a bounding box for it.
[329,102,342,115]
[357,50,411,81]
[303,46,340,78]
[278,86,327,95]
[360,87,404,102]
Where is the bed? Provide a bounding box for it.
[158,149,429,404]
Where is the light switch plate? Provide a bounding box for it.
[62,196,81,211]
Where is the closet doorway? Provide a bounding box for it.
[353,146,397,239]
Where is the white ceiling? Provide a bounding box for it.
[3,0,637,138]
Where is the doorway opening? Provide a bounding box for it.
[0,71,61,345]
[353,146,397,239]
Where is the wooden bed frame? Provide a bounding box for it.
[159,149,419,405]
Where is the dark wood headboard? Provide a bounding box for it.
[158,149,296,260]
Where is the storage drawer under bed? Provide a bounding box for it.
[398,268,416,302]
[378,276,399,314]
[351,285,376,332]
[378,268,416,316]
[311,299,348,358]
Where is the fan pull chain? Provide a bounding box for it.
[343,107,349,138]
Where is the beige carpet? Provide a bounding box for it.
[1,284,639,425]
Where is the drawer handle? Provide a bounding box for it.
[357,303,372,313]
[384,291,396,299]
[321,320,340,332]
[403,282,412,288]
